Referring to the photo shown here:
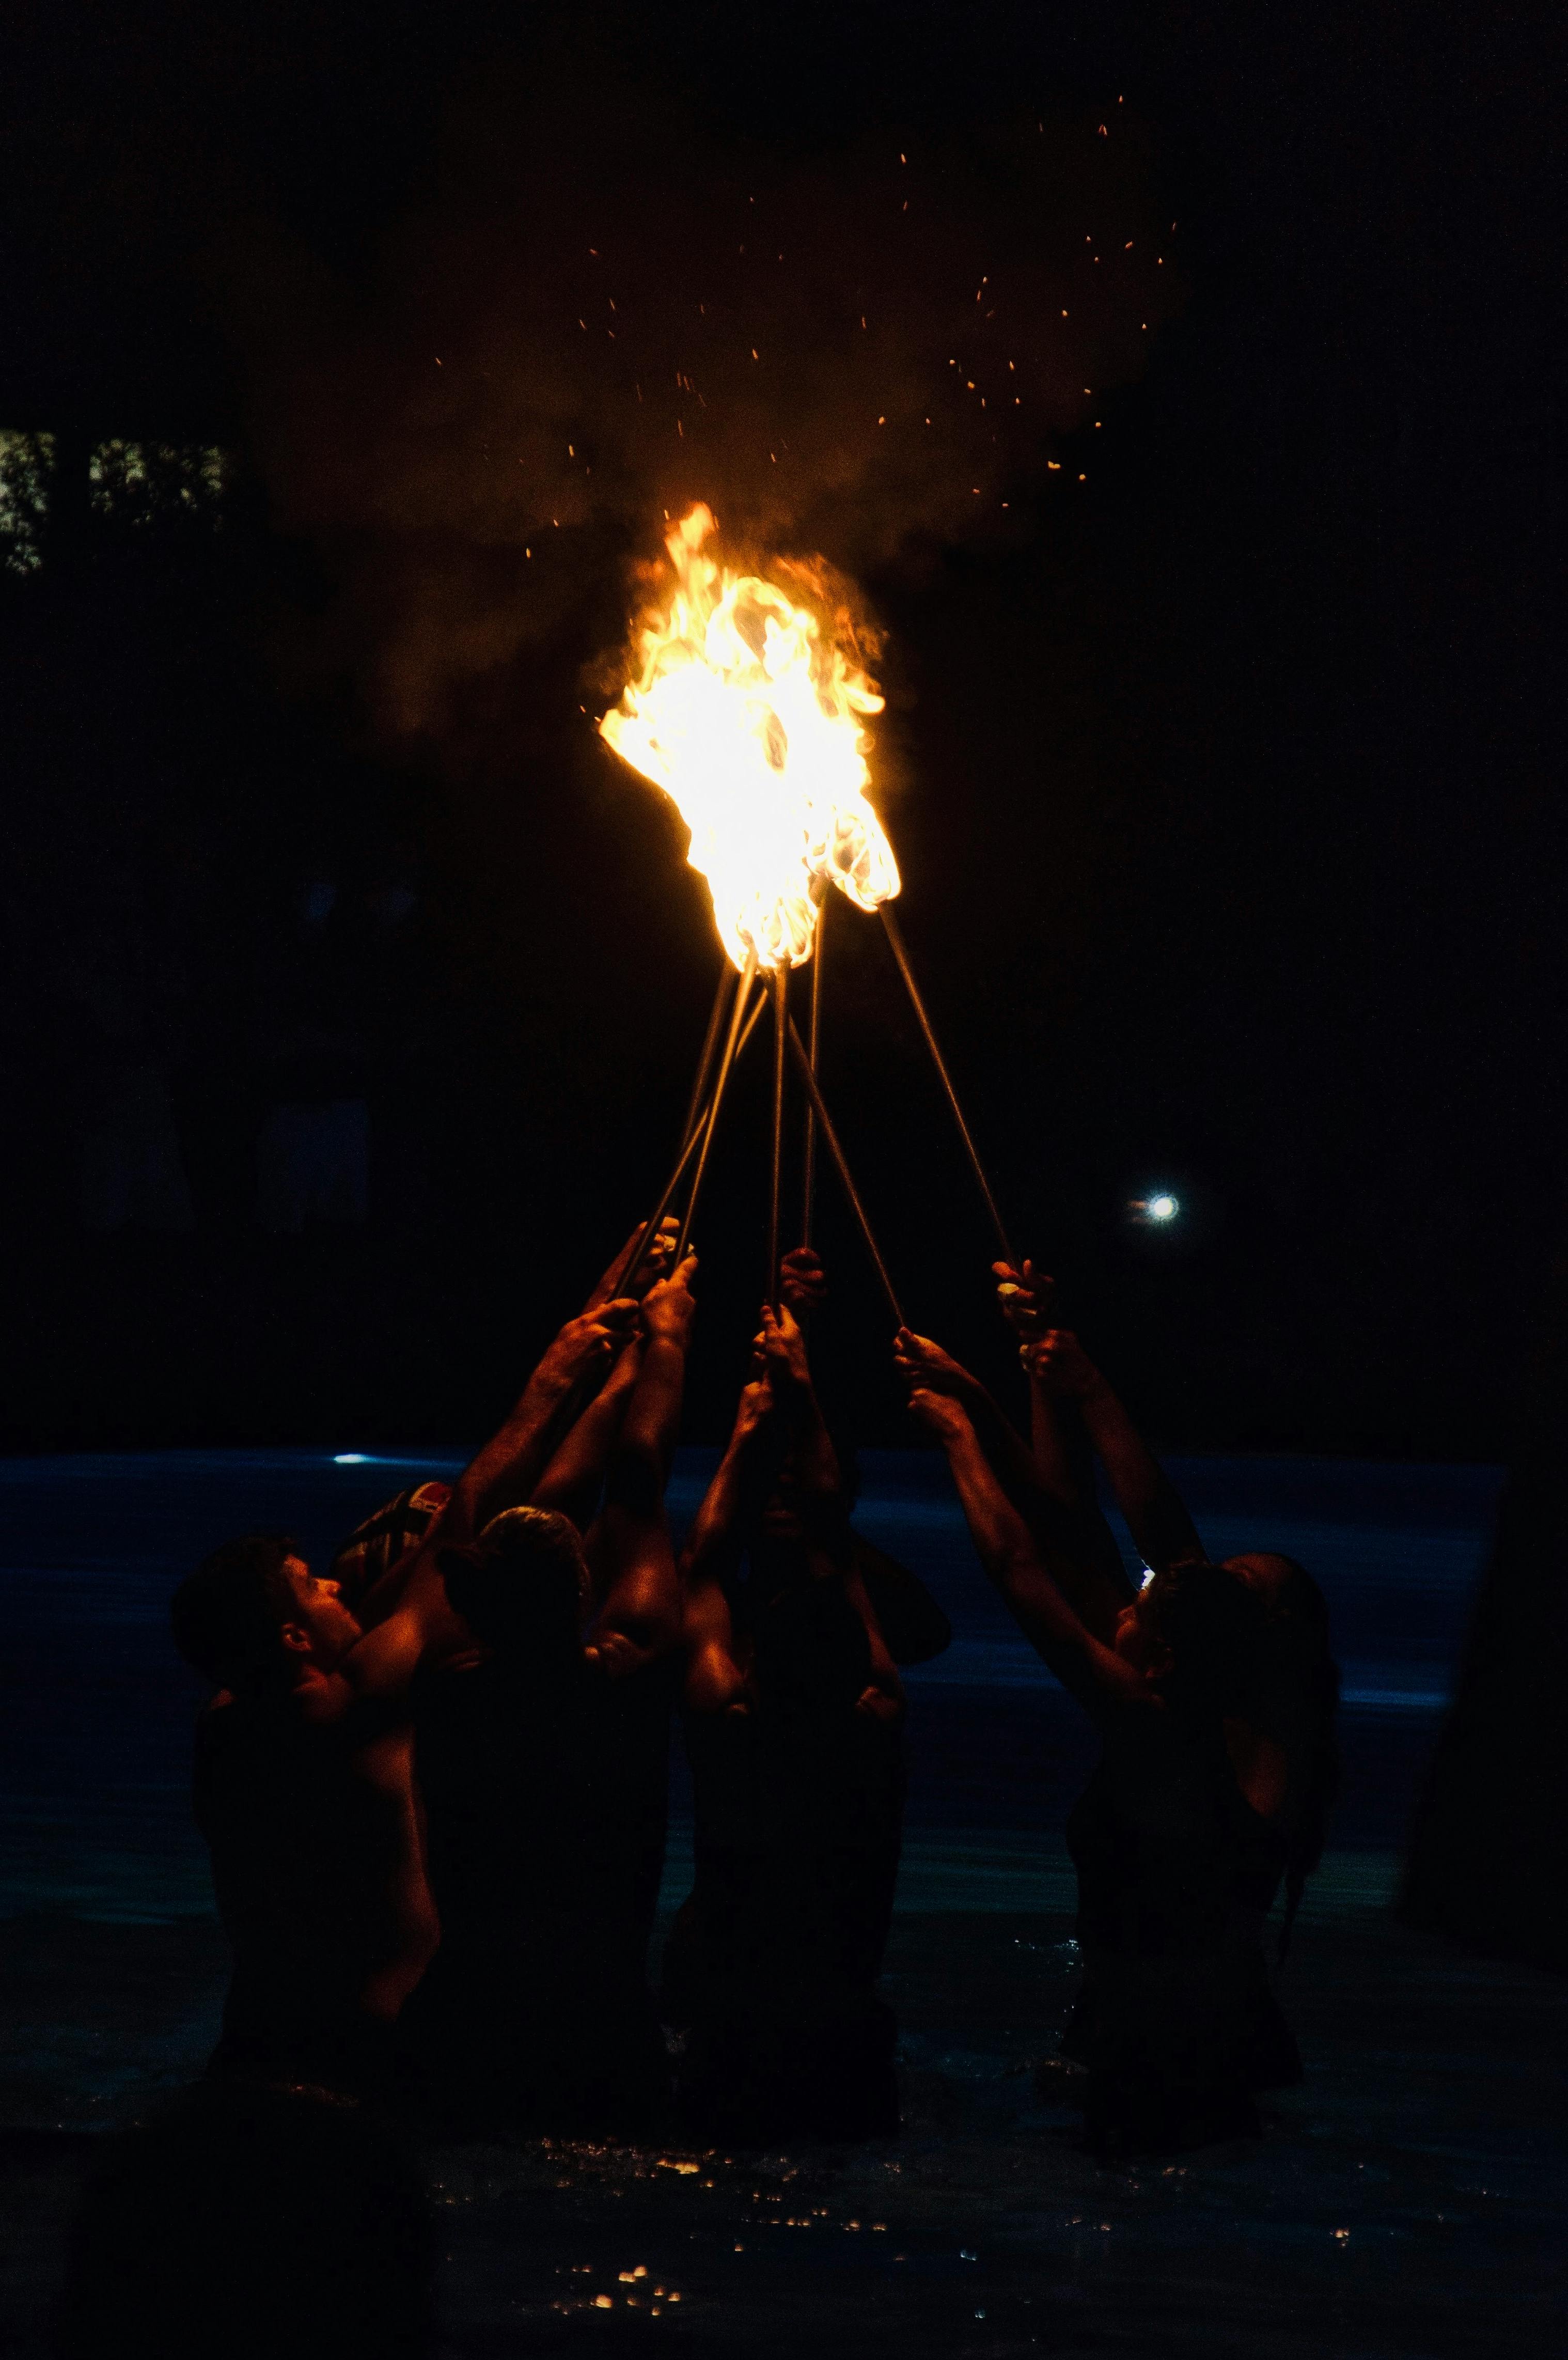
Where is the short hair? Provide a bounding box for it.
[435,1507,590,1671]
[171,1536,296,1690]
[1240,1552,1332,1650]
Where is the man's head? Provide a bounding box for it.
[757,1439,854,1551]
[1223,1551,1338,1716]
[435,1507,591,1680]
[1111,1557,1263,1713]
[1223,1551,1325,1630]
[171,1536,361,1693]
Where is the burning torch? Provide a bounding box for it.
[600,503,1013,1316]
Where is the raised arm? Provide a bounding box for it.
[892,1325,1134,1644]
[588,1256,697,1678]
[1028,1329,1204,1577]
[905,1386,1144,1715]
[530,1332,645,1539]
[892,1326,1040,1508]
[992,1259,1080,1506]
[330,1283,641,1702]
[446,1296,641,1537]
[757,1298,903,1724]
[680,1365,785,1591]
[758,1298,844,1498]
[583,1215,679,1310]
[677,1372,778,1714]
[453,1214,678,1538]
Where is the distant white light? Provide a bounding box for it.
[1128,1190,1182,1228]
[333,1452,370,1465]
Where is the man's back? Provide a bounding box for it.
[195,1689,434,2087]
[403,1654,673,2130]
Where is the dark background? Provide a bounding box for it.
[0,2,1560,1458]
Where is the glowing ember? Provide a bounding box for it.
[600,504,899,971]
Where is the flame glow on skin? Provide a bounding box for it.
[600,504,899,971]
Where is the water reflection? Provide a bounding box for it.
[54,2082,433,2360]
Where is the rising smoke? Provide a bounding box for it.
[236,64,1182,744]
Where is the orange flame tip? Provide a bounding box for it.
[600,505,898,972]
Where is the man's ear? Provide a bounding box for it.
[279,1622,312,1656]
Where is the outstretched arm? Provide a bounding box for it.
[893,1326,1134,1644]
[1028,1330,1204,1577]
[992,1259,1081,1506]
[446,1297,641,1538]
[676,1352,788,1714]
[531,1333,645,1540]
[335,1286,642,1699]
[758,1298,843,1501]
[450,1214,678,1541]
[906,1387,1144,1716]
[584,1215,679,1310]
[588,1256,697,1678]
[309,1522,467,1711]
[681,1366,784,1589]
[759,1299,902,1724]
[892,1326,1039,1506]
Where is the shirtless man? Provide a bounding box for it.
[401,1249,698,2133]
[324,1222,680,1613]
[171,1273,645,2094]
[664,1283,908,2140]
[893,1267,1337,2146]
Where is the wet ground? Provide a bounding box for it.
[2,1447,1564,2355]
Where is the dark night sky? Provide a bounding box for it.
[0,3,1562,1457]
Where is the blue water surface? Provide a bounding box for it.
[0,1446,1501,1925]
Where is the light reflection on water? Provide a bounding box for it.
[3,1453,1558,2360]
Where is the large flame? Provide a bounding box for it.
[600,504,899,971]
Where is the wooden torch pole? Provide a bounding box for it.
[679,963,736,1152]
[786,1015,905,1328]
[766,962,788,1307]
[622,986,766,1289]
[802,892,826,1248]
[622,961,756,1292]
[879,903,1017,1270]
[675,948,759,1261]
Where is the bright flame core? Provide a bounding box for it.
[600,505,899,970]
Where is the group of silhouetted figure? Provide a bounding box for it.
[167,1222,1341,2161]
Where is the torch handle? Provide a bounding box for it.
[676,949,759,1262]
[623,977,765,1291]
[802,893,825,1248]
[680,963,735,1154]
[879,904,1017,1269]
[786,1017,905,1329]
[767,964,788,1309]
